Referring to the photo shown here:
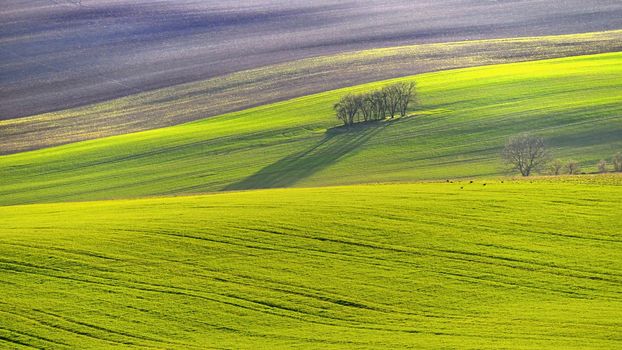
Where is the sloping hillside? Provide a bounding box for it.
[3,3,621,349]
[4,0,622,119]
[1,53,620,206]
[1,178,621,349]
[2,30,622,154]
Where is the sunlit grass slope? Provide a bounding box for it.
[2,30,621,154]
[1,53,622,206]
[1,177,621,349]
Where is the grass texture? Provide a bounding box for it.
[0,177,621,349]
[1,52,621,206]
[1,30,621,154]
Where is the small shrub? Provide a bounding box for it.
[566,160,581,175]
[613,152,622,172]
[549,159,563,175]
[597,159,608,173]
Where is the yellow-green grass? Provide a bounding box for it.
[2,30,622,154]
[1,177,621,349]
[1,53,622,206]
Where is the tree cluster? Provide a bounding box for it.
[334,82,416,127]
[548,159,582,175]
[594,152,622,173]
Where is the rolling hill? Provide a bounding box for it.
[1,177,621,349]
[3,2,621,349]
[4,0,622,119]
[1,52,621,206]
[2,30,622,154]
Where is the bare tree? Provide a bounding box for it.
[334,94,360,127]
[549,159,564,175]
[566,160,581,175]
[396,82,417,117]
[370,90,387,120]
[358,94,374,122]
[613,152,622,172]
[502,134,549,176]
[334,102,348,126]
[597,159,608,173]
[383,85,400,119]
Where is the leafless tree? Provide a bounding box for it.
[370,90,387,120]
[334,102,348,126]
[396,82,417,117]
[502,134,549,176]
[549,159,564,175]
[597,159,608,173]
[357,94,374,122]
[334,94,360,127]
[613,152,622,172]
[383,85,400,119]
[566,160,581,175]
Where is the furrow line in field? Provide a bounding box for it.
[233,224,622,285]
[33,309,187,348]
[0,326,69,348]
[0,309,135,348]
[0,336,38,350]
[2,265,370,329]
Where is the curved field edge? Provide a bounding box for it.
[1,178,621,349]
[1,52,621,206]
[1,30,621,154]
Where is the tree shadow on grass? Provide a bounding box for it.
[224,122,386,191]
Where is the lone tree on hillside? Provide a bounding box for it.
[502,134,549,176]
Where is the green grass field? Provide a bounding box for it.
[2,30,621,154]
[1,52,621,206]
[1,37,621,349]
[1,177,621,349]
